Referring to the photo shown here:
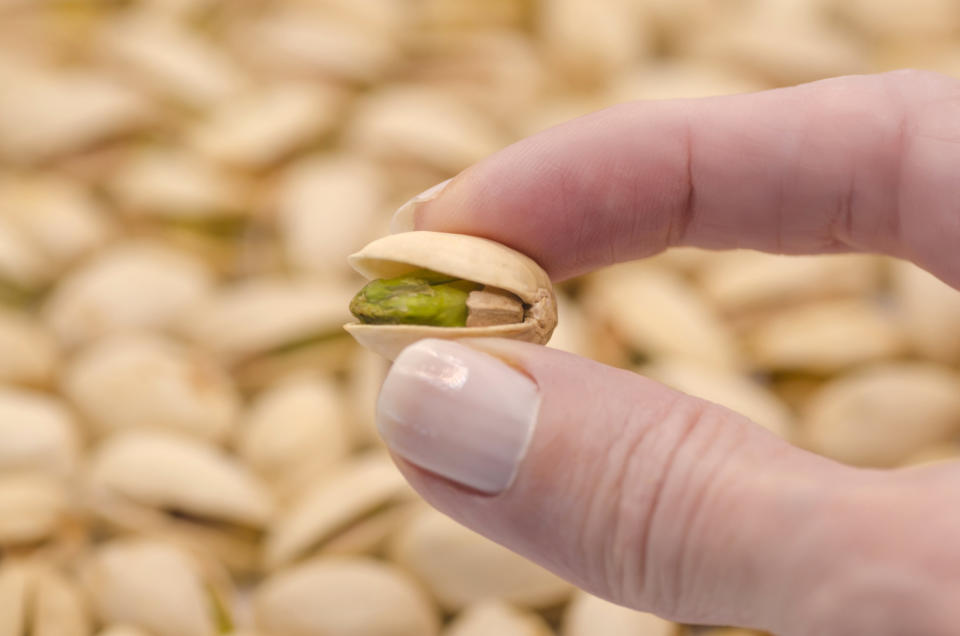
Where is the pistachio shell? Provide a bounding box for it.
[389,508,572,611]
[562,592,677,636]
[109,148,250,219]
[344,86,507,173]
[0,563,29,636]
[0,564,90,636]
[0,473,66,546]
[0,387,79,477]
[345,347,390,447]
[803,363,960,466]
[226,7,399,83]
[345,231,556,360]
[86,431,273,571]
[683,12,868,85]
[31,568,91,636]
[901,442,960,467]
[264,453,415,569]
[539,0,651,88]
[277,156,386,277]
[745,299,906,373]
[697,252,881,315]
[0,217,47,290]
[178,277,354,363]
[891,261,960,364]
[608,61,764,102]
[254,557,440,636]
[187,84,343,170]
[238,375,351,498]
[0,174,111,278]
[585,263,741,370]
[96,627,153,636]
[87,430,273,527]
[84,539,224,636]
[0,63,151,162]
[445,601,554,636]
[0,308,59,387]
[43,241,214,349]
[63,333,240,443]
[98,13,247,109]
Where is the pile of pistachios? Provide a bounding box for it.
[2,0,959,634]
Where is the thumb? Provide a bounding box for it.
[376,338,855,632]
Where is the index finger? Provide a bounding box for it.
[399,71,960,288]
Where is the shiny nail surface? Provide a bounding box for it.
[377,339,539,494]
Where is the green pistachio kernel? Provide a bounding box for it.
[350,269,481,327]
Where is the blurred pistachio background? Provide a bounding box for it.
[2,0,960,635]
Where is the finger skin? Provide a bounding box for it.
[415,71,960,288]
[390,71,960,634]
[390,341,960,634]
[390,340,846,631]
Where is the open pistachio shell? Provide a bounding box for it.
[345,231,557,360]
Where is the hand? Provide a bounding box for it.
[375,70,960,636]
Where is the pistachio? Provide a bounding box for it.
[0,473,67,547]
[96,627,152,636]
[84,539,232,636]
[344,86,507,173]
[697,252,881,316]
[254,557,440,636]
[225,7,399,84]
[583,263,741,370]
[388,508,572,611]
[803,363,960,467]
[562,591,677,636]
[445,600,554,636]
[745,299,906,374]
[345,347,391,448]
[891,261,960,364]
[350,270,482,327]
[540,0,650,89]
[0,63,151,162]
[177,277,356,388]
[31,567,92,636]
[0,174,111,281]
[0,562,29,636]
[0,308,59,387]
[0,563,91,636]
[86,431,274,573]
[97,13,247,109]
[108,148,250,220]
[277,156,386,278]
[63,332,240,443]
[43,241,214,350]
[345,231,557,360]
[264,453,416,569]
[238,375,351,500]
[187,83,344,170]
[0,387,79,478]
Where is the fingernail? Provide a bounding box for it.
[390,178,452,233]
[377,339,540,494]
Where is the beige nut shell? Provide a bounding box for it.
[345,231,557,360]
